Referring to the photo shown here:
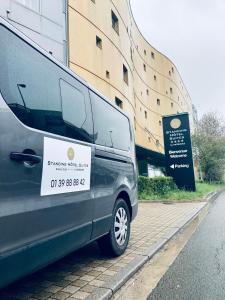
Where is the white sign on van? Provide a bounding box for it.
[41,137,91,196]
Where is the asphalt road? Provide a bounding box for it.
[148,191,225,300]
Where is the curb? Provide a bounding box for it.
[87,190,224,300]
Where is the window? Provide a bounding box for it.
[123,64,129,85]
[169,70,171,76]
[115,97,123,109]
[170,87,173,94]
[146,89,149,95]
[154,75,157,81]
[106,70,110,79]
[145,111,147,119]
[111,10,119,35]
[16,0,40,12]
[151,52,155,59]
[172,67,174,73]
[156,140,159,146]
[91,0,95,3]
[157,99,160,105]
[96,36,102,49]
[90,91,131,151]
[0,25,93,143]
[159,120,162,126]
[171,102,174,108]
[143,64,146,72]
[60,80,86,129]
[144,50,147,55]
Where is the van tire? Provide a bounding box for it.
[98,198,131,257]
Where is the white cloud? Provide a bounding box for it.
[130,0,225,116]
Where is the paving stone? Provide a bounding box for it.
[32,291,53,300]
[93,266,107,272]
[114,263,126,268]
[89,279,105,288]
[87,262,101,268]
[79,275,95,282]
[86,270,102,277]
[52,280,72,288]
[79,267,93,272]
[62,286,80,294]
[70,291,90,299]
[72,280,88,288]
[52,291,71,300]
[103,270,117,276]
[97,274,112,281]
[80,285,96,293]
[108,266,121,272]
[65,275,80,282]
[100,262,113,268]
[46,285,62,294]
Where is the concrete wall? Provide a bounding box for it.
[0,0,68,64]
[68,0,193,155]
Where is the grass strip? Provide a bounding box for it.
[139,182,224,202]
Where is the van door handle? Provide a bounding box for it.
[10,152,42,164]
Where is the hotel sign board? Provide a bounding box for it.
[162,113,196,191]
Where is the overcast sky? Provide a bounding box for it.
[130,0,225,117]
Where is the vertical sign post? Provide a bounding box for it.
[162,113,196,191]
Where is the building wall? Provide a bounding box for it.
[68,0,193,155]
[0,0,67,64]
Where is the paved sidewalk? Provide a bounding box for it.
[0,202,206,300]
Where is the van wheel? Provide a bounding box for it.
[98,198,131,257]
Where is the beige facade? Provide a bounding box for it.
[68,0,193,159]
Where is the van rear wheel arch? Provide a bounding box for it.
[116,191,132,221]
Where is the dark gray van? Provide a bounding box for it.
[0,17,138,288]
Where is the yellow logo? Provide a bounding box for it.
[67,147,75,160]
[170,118,181,129]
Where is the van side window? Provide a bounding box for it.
[60,79,91,142]
[90,91,131,151]
[0,25,93,143]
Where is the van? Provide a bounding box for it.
[0,17,138,288]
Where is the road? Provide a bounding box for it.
[148,191,225,300]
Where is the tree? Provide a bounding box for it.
[192,112,225,182]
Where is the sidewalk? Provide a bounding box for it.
[0,202,206,300]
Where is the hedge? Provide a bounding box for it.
[138,176,177,196]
